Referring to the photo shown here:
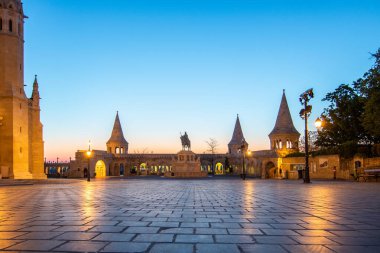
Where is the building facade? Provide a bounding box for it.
[66,90,303,179]
[0,0,45,179]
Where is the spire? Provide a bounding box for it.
[228,114,246,145]
[269,90,300,136]
[107,111,128,145]
[31,75,40,100]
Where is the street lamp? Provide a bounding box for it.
[240,138,249,180]
[299,88,314,184]
[86,140,92,182]
[315,117,323,129]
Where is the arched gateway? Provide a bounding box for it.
[95,160,106,177]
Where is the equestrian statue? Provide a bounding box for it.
[180,132,191,151]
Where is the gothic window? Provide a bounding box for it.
[9,19,12,32]
[120,147,124,154]
[0,18,2,31]
[279,140,282,149]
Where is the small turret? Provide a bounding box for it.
[30,75,40,107]
[269,90,300,156]
[106,111,129,155]
[228,114,248,155]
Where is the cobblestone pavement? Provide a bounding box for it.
[0,178,379,253]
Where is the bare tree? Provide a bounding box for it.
[205,138,218,174]
[299,131,319,153]
[205,138,218,154]
[133,148,149,174]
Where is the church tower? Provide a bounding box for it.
[106,112,129,155]
[269,90,300,157]
[0,0,45,179]
[228,114,248,155]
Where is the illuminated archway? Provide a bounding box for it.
[95,160,106,177]
[215,163,224,175]
[265,162,276,179]
[140,163,147,171]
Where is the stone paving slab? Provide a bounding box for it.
[0,178,379,252]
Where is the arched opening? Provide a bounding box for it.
[83,168,88,178]
[140,163,147,171]
[8,19,12,32]
[120,163,124,176]
[215,163,224,175]
[0,18,3,31]
[265,162,276,179]
[95,160,106,177]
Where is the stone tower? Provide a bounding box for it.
[228,114,248,155]
[106,112,129,155]
[269,90,300,157]
[0,0,45,179]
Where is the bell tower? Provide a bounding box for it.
[0,0,45,179]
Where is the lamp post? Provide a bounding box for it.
[243,150,252,180]
[315,117,322,129]
[86,140,92,182]
[299,88,314,184]
[241,138,248,180]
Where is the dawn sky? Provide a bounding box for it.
[22,0,380,161]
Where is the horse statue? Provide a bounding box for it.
[180,132,191,151]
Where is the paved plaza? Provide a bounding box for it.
[0,178,379,253]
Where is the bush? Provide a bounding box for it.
[285,152,305,158]
[372,144,380,157]
[340,141,358,158]
[311,147,339,157]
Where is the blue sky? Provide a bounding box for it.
[22,0,380,161]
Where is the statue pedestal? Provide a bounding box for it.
[165,150,207,178]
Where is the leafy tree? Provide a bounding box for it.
[354,49,380,142]
[316,84,367,147]
[316,48,380,149]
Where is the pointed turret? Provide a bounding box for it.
[31,75,40,107]
[106,112,129,155]
[228,114,248,155]
[269,90,300,155]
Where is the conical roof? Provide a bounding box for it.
[31,75,40,100]
[269,90,300,136]
[229,114,247,145]
[107,112,128,145]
